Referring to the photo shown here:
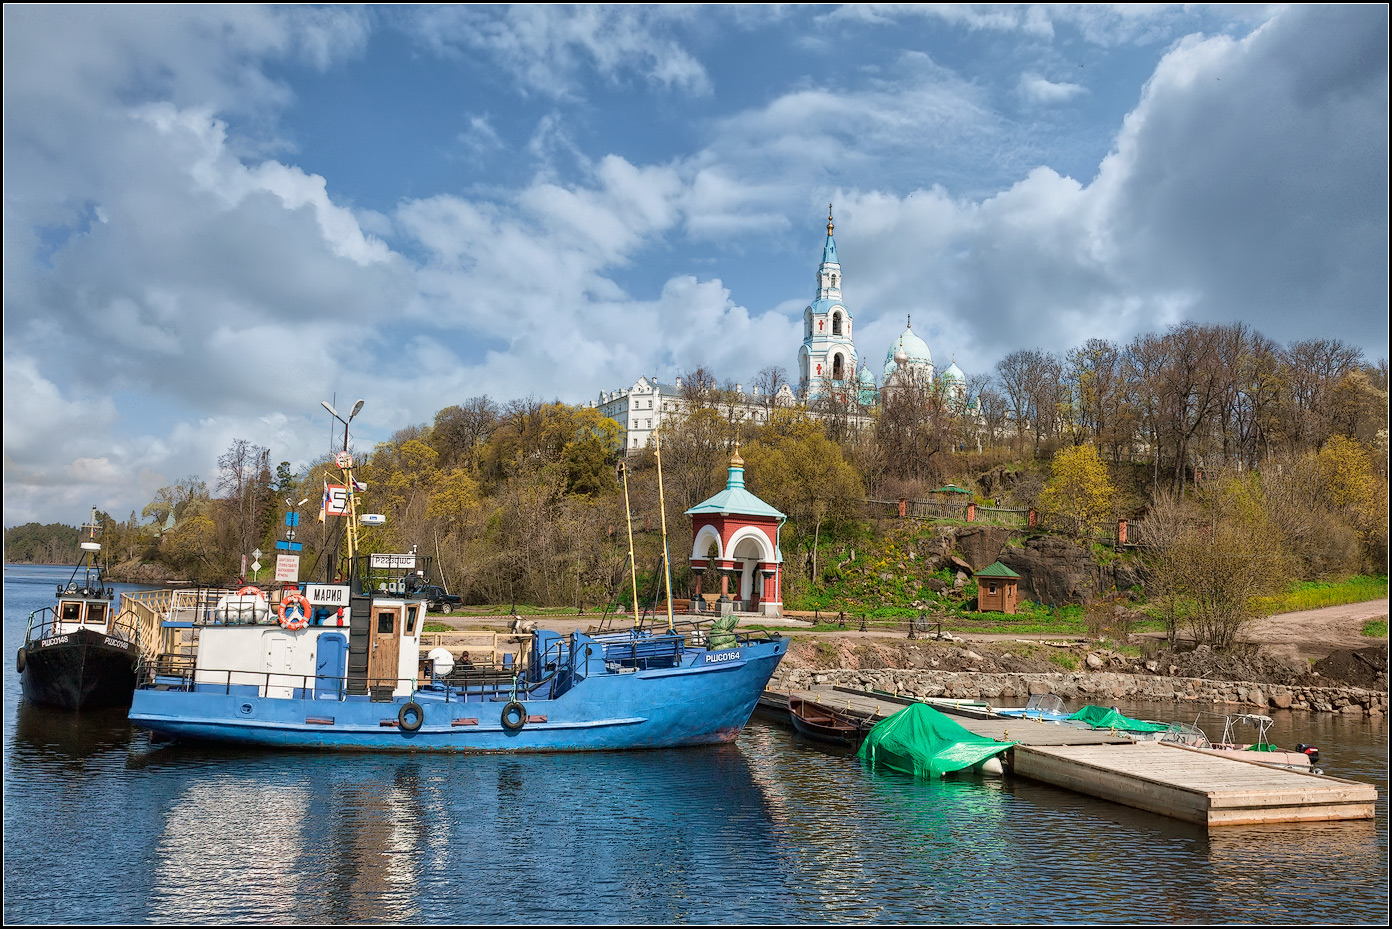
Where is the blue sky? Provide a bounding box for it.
[3,4,1388,527]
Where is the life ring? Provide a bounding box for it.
[501,701,527,731]
[278,591,311,631]
[237,585,265,599]
[16,647,26,674]
[398,701,424,732]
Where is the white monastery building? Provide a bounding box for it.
[588,208,968,449]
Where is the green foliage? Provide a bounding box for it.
[1037,444,1117,537]
[1253,575,1388,615]
[1049,652,1080,671]
[2,522,80,564]
[1361,619,1388,638]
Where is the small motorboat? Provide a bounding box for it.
[1162,713,1321,772]
[994,693,1072,722]
[789,695,873,746]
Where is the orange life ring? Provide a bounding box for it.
[278,591,311,630]
[237,585,266,599]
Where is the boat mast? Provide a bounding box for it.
[654,429,675,634]
[617,460,641,625]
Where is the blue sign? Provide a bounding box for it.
[285,512,300,527]
[275,540,303,552]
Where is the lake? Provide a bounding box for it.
[3,563,1387,923]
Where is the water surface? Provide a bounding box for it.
[4,564,1386,923]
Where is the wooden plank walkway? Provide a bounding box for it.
[759,686,1378,826]
[1015,741,1378,826]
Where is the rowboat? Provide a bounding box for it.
[789,695,873,746]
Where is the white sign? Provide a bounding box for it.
[324,484,351,516]
[275,554,300,581]
[306,584,351,607]
[369,553,417,569]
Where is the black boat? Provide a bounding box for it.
[17,509,142,709]
[789,695,874,747]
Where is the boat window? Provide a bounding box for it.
[405,605,418,635]
[61,602,81,621]
[88,603,106,623]
[377,611,395,634]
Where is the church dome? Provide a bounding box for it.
[942,359,965,383]
[883,321,932,380]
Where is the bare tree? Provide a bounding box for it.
[752,365,791,418]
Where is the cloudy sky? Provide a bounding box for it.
[3,4,1387,528]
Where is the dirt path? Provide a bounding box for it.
[440,599,1389,661]
[1240,598,1388,660]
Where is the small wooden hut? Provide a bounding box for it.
[975,561,1021,614]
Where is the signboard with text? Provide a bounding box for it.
[324,484,351,517]
[274,554,300,581]
[369,553,417,569]
[306,584,351,608]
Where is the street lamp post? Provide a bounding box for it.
[321,399,364,452]
[321,399,364,584]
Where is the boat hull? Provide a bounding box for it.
[130,639,786,752]
[789,698,866,746]
[20,628,139,710]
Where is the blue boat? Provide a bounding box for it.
[127,594,786,752]
[128,413,786,752]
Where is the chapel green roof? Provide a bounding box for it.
[685,448,786,521]
[974,561,1021,579]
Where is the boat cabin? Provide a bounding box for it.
[53,586,116,635]
[156,554,434,702]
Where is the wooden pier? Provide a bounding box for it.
[760,686,1378,827]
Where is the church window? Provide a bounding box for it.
[832,355,844,380]
[832,313,842,336]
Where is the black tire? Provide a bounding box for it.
[398,701,424,732]
[501,700,527,731]
[16,647,26,674]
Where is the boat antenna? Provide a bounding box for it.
[654,428,675,634]
[69,506,101,591]
[617,459,641,625]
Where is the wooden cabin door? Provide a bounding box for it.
[368,606,402,694]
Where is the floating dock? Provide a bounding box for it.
[761,686,1378,827]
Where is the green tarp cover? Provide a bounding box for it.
[857,703,1015,778]
[1066,705,1170,733]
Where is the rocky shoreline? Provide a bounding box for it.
[769,665,1389,718]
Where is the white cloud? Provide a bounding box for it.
[1019,73,1087,104]
[408,6,711,100]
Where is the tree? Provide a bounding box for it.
[433,397,500,471]
[742,412,863,584]
[752,365,791,417]
[1036,444,1117,538]
[1144,471,1290,649]
[217,439,273,558]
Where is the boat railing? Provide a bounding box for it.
[25,601,144,648]
[141,657,530,704]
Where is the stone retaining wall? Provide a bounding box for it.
[769,667,1388,717]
